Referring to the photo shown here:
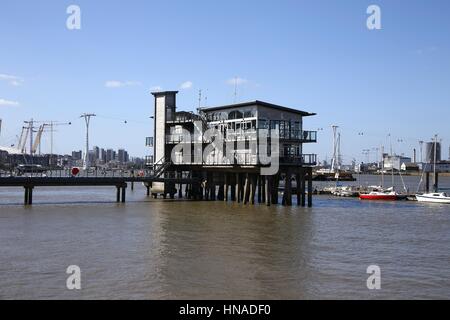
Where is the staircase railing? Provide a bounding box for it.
[152,156,172,178]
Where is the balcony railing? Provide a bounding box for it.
[165,130,317,144]
[280,154,317,166]
[279,130,317,142]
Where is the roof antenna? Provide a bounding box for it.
[233,76,238,103]
[198,89,202,110]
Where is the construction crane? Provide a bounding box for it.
[34,120,72,156]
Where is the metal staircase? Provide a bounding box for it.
[152,157,172,178]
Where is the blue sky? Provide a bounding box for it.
[0,0,449,162]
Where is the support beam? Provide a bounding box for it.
[224,174,229,202]
[24,186,29,205]
[285,170,292,206]
[250,174,257,205]
[307,168,313,207]
[116,186,121,203]
[243,174,250,204]
[265,176,271,206]
[230,178,236,201]
[261,176,266,204]
[271,174,279,205]
[28,187,33,205]
[236,173,241,203]
[217,184,224,201]
[301,171,306,207]
[257,175,262,203]
[121,185,126,203]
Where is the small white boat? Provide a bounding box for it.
[415,192,450,204]
[333,186,359,197]
[414,136,450,204]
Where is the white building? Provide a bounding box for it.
[383,155,412,171]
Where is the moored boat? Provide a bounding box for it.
[359,187,405,201]
[416,193,450,204]
[360,191,399,201]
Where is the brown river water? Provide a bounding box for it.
[0,175,449,299]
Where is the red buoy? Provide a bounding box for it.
[71,167,80,176]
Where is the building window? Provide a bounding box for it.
[228,110,243,120]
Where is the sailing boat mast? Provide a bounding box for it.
[433,134,438,192]
[381,145,384,187]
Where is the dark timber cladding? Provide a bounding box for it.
[148,91,318,206]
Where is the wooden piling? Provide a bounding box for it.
[301,171,306,207]
[265,176,271,206]
[116,186,121,203]
[236,173,241,203]
[121,185,126,203]
[257,176,262,203]
[261,176,266,204]
[307,168,313,207]
[243,174,250,204]
[224,174,229,202]
[250,174,257,205]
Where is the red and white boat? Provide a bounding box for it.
[359,188,401,201]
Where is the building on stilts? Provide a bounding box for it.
[146,91,317,206]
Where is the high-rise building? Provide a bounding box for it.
[72,150,82,160]
[106,149,114,162]
[118,149,127,163]
[100,148,106,163]
[93,146,100,161]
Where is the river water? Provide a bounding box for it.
[0,175,449,299]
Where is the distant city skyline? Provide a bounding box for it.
[1,0,450,162]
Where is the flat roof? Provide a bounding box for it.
[151,91,179,96]
[200,100,316,117]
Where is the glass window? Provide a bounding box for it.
[229,110,243,120]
